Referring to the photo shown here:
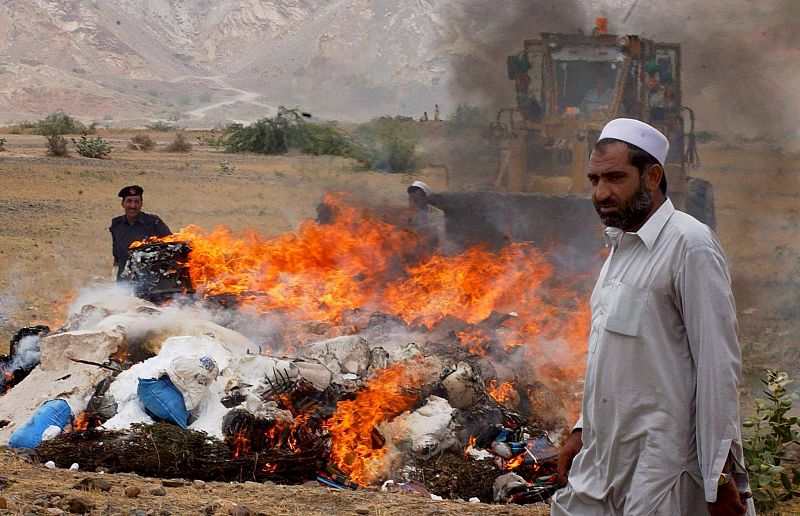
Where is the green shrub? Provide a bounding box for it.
[226,108,302,154]
[164,132,191,152]
[743,370,800,512]
[147,121,175,132]
[196,125,235,147]
[219,159,235,174]
[35,110,87,135]
[129,134,155,151]
[357,117,419,172]
[225,108,367,164]
[73,135,112,158]
[45,134,68,156]
[296,123,369,163]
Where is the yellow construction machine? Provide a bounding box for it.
[433,25,713,257]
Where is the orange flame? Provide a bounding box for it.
[464,435,477,458]
[506,454,525,470]
[2,371,14,395]
[488,380,517,405]
[231,430,251,459]
[141,192,591,421]
[326,363,425,485]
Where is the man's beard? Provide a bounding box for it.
[593,184,653,231]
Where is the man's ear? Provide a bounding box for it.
[646,164,664,193]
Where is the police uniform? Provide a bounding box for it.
[110,186,171,281]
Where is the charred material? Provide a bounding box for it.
[0,325,49,394]
[125,241,193,303]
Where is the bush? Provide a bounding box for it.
[357,117,419,172]
[743,370,800,512]
[128,134,156,151]
[296,123,369,163]
[6,121,36,134]
[0,137,5,151]
[226,108,302,154]
[72,135,112,158]
[225,108,368,163]
[147,121,176,132]
[35,110,87,135]
[196,125,236,147]
[164,133,192,152]
[219,159,235,174]
[45,134,68,156]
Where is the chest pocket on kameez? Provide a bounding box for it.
[604,281,649,337]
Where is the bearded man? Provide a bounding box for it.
[550,118,754,516]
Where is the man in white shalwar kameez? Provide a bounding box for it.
[551,118,755,516]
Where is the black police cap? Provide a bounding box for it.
[118,185,143,198]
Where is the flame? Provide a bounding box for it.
[464,435,477,458]
[2,371,14,395]
[506,455,525,470]
[140,192,591,421]
[231,430,251,459]
[488,380,517,405]
[72,411,101,432]
[326,363,425,484]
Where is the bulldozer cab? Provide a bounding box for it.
[501,33,688,199]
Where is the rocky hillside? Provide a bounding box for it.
[0,0,454,126]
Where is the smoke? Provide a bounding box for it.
[0,335,41,373]
[441,0,587,110]
[439,0,800,137]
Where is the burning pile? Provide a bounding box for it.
[0,193,590,504]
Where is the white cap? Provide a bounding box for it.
[408,180,432,196]
[598,118,669,167]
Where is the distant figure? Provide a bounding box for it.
[420,111,429,122]
[407,180,445,252]
[581,67,614,115]
[315,201,335,225]
[110,185,171,281]
[434,104,440,122]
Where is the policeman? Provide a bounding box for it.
[110,185,171,281]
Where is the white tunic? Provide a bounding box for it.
[551,199,754,515]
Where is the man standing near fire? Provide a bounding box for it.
[110,185,171,282]
[407,180,445,252]
[551,119,754,515]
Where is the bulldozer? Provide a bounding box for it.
[432,23,714,259]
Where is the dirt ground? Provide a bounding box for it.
[0,449,548,515]
[1,129,800,513]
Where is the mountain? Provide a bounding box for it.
[0,0,454,126]
[0,0,797,135]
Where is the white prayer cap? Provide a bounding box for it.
[598,118,669,167]
[407,180,432,196]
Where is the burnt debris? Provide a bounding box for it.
[0,325,49,394]
[124,241,193,303]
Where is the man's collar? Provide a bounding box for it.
[603,198,675,250]
[124,213,144,225]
